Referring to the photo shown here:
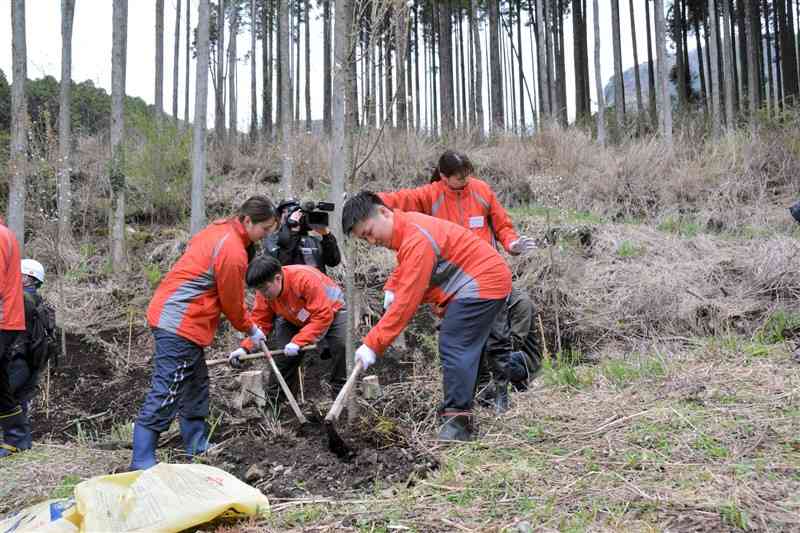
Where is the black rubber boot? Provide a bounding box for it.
[493,381,510,415]
[437,410,473,442]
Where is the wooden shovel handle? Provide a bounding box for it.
[261,341,307,425]
[206,343,318,367]
[325,359,364,423]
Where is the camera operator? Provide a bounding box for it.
[263,199,341,276]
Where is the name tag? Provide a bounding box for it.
[469,216,485,229]
[297,308,310,322]
[300,247,314,256]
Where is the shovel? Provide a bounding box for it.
[323,359,364,460]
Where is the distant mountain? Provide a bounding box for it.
[603,48,704,110]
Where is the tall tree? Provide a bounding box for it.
[330,0,355,420]
[763,0,774,114]
[439,0,455,132]
[385,8,395,127]
[58,0,76,245]
[708,0,722,135]
[692,3,708,114]
[185,0,191,123]
[470,0,484,137]
[304,0,311,132]
[655,0,672,145]
[675,0,688,113]
[192,0,210,234]
[323,0,332,135]
[746,0,760,115]
[645,0,658,125]
[779,0,799,99]
[722,0,736,127]
[173,0,181,123]
[215,0,226,142]
[111,0,129,272]
[488,0,504,131]
[516,1,524,130]
[396,0,409,130]
[279,0,293,195]
[250,0,257,142]
[228,4,239,142]
[8,0,28,248]
[262,0,273,139]
[573,0,587,122]
[610,0,625,131]
[593,0,606,145]
[629,0,643,117]
[536,0,550,120]
[414,0,421,132]
[155,0,164,117]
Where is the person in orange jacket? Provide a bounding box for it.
[228,254,347,397]
[343,191,514,441]
[0,221,26,458]
[378,150,540,409]
[130,195,279,471]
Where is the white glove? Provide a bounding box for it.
[249,324,266,346]
[228,347,247,369]
[355,344,377,370]
[283,342,300,357]
[383,291,395,310]
[509,236,537,255]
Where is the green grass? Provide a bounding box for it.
[616,240,645,258]
[755,310,800,344]
[49,474,82,499]
[508,204,604,225]
[657,216,703,237]
[601,355,666,389]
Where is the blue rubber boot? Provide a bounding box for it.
[0,411,27,458]
[129,423,159,471]
[179,417,209,458]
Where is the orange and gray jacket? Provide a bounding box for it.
[364,211,512,355]
[242,265,345,350]
[0,224,24,331]
[147,219,254,347]
[379,177,519,252]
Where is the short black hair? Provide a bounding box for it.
[246,254,283,287]
[238,195,277,224]
[342,191,385,236]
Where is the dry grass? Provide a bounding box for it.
[246,337,800,532]
[0,442,129,517]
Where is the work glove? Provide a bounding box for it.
[284,342,300,357]
[355,344,377,371]
[509,236,537,255]
[383,290,395,310]
[248,324,266,346]
[228,348,247,369]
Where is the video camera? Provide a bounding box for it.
[279,199,336,230]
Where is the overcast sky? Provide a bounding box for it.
[1,1,668,131]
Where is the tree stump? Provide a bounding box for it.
[235,370,269,409]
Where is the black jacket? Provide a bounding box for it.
[263,226,341,275]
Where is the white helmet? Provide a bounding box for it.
[21,259,45,284]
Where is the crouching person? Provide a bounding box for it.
[6,260,56,455]
[228,255,347,398]
[130,196,279,471]
[342,191,512,442]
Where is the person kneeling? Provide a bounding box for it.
[342,191,513,442]
[229,255,347,399]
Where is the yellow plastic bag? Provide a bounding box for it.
[0,498,81,532]
[74,463,270,532]
[1,464,269,533]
